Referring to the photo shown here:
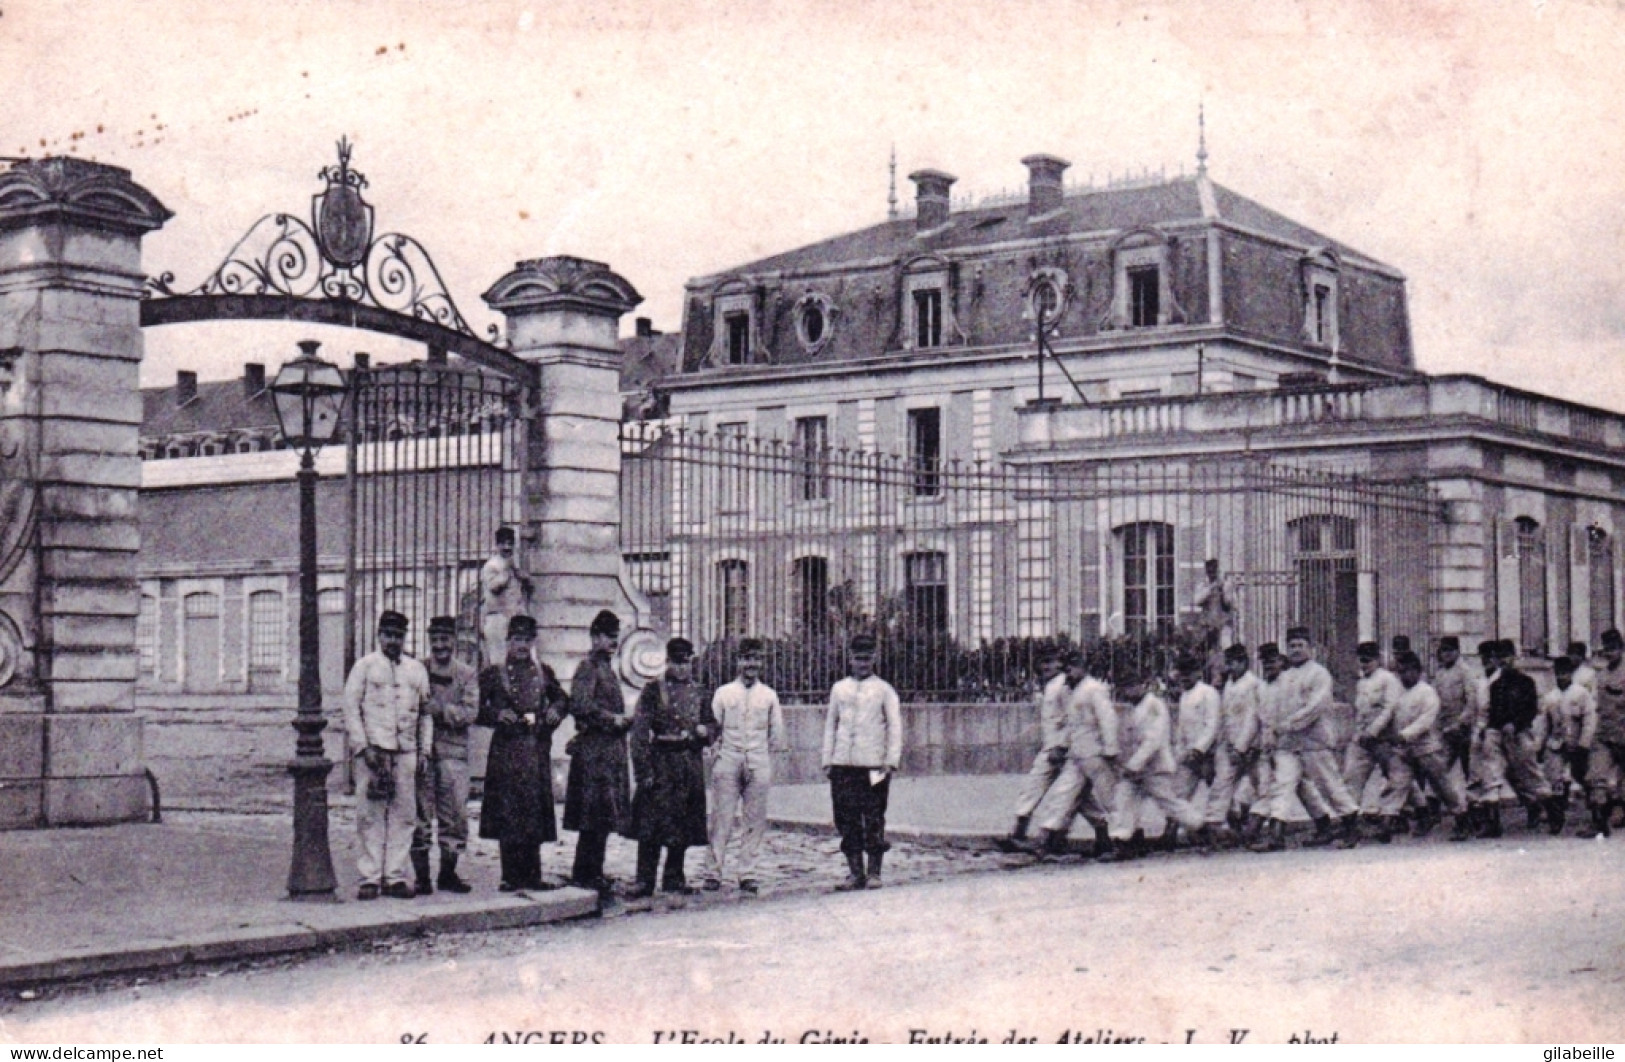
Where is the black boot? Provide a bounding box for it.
[1039,829,1070,862]
[1577,804,1611,839]
[1448,812,1474,842]
[437,852,472,894]
[1413,802,1440,838]
[997,815,1032,853]
[1332,814,1361,849]
[1091,822,1112,859]
[1524,799,1544,830]
[1302,816,1336,848]
[834,851,867,891]
[1373,815,1399,844]
[865,851,884,889]
[1545,796,1568,836]
[411,849,433,896]
[1482,803,1504,838]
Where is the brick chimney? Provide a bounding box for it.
[176,370,197,406]
[243,362,265,397]
[908,169,956,233]
[1021,154,1070,218]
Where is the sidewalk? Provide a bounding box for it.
[0,775,1027,991]
[0,805,596,990]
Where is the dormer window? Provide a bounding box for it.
[1301,248,1340,351]
[725,312,751,365]
[793,292,837,354]
[913,289,943,349]
[1111,230,1171,329]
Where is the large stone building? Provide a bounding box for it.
[625,151,1625,683]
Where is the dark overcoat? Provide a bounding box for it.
[562,651,633,835]
[629,678,715,847]
[477,657,567,844]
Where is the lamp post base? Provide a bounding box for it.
[288,755,339,901]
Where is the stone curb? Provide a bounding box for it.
[0,889,599,990]
[769,816,1004,851]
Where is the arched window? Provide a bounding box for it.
[1117,522,1175,635]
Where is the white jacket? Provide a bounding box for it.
[343,650,432,755]
[822,674,903,769]
[1064,676,1118,759]
[711,678,787,761]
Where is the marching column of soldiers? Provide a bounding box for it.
[999,625,1625,860]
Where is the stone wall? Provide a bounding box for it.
[771,702,1040,785]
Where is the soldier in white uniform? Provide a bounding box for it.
[998,647,1069,853]
[1346,641,1406,840]
[1172,655,1221,809]
[822,633,903,890]
[1568,641,1598,701]
[1536,654,1597,835]
[343,610,432,900]
[1580,629,1625,838]
[479,527,533,668]
[1100,669,1206,861]
[1430,635,1475,825]
[1207,643,1265,845]
[1384,651,1473,842]
[704,638,787,894]
[1025,649,1120,859]
[1264,626,1362,851]
[411,615,480,895]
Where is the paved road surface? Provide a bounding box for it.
[3,833,1619,1044]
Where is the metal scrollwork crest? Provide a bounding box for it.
[144,139,482,343]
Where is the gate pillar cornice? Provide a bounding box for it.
[0,158,171,829]
[483,256,660,696]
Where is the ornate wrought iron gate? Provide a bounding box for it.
[343,363,525,670]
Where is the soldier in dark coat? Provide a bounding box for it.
[563,609,634,894]
[477,615,568,891]
[628,637,715,897]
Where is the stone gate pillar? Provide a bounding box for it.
[0,159,171,828]
[482,257,659,690]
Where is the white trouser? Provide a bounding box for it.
[707,749,771,882]
[1034,754,1118,832]
[357,751,418,887]
[1013,749,1064,820]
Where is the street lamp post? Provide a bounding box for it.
[272,339,348,900]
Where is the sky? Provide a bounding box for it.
[6,0,1624,408]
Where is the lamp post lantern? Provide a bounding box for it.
[272,339,348,900]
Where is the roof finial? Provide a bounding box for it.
[1196,101,1209,176]
[887,144,898,221]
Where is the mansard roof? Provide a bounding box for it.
[693,176,1399,284]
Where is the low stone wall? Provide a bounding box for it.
[771,702,1039,785]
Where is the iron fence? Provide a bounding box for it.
[621,421,1441,703]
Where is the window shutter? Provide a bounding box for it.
[1571,524,1592,647]
[1546,526,1563,658]
[1495,518,1521,641]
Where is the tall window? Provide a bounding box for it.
[1119,522,1175,635]
[1590,526,1616,638]
[794,415,829,501]
[725,312,751,365]
[1312,283,1332,345]
[913,289,943,349]
[248,590,284,670]
[1516,516,1548,656]
[908,407,942,498]
[1129,265,1160,327]
[905,551,948,633]
[717,421,748,511]
[136,595,158,677]
[793,555,830,637]
[718,559,749,638]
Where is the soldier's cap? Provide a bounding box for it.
[1356,641,1380,660]
[1476,640,1498,657]
[1553,654,1577,674]
[495,526,516,544]
[1495,639,1518,657]
[1059,648,1085,668]
[1285,625,1312,643]
[665,637,694,664]
[1394,650,1422,672]
[1438,635,1460,652]
[736,637,764,658]
[1568,641,1589,658]
[589,609,620,637]
[1602,629,1624,651]
[1391,635,1412,653]
[427,616,457,637]
[848,633,878,655]
[506,615,537,640]
[1257,642,1280,660]
[377,610,409,634]
[1174,654,1202,674]
[1224,644,1250,662]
